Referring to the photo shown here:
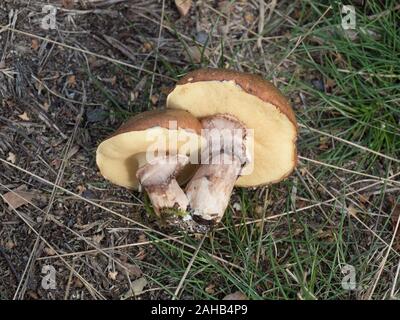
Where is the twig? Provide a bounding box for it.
[390,257,400,298]
[64,261,75,300]
[257,0,265,50]
[172,234,206,300]
[0,246,20,281]
[36,237,183,260]
[102,35,137,62]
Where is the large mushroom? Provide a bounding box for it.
[167,68,298,227]
[96,109,205,222]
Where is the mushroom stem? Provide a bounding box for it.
[186,114,249,226]
[136,154,189,214]
[186,154,242,224]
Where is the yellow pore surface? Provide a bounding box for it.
[167,80,297,186]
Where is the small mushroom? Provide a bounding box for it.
[167,68,298,227]
[96,109,204,217]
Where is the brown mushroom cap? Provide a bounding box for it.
[167,68,298,187]
[96,109,204,189]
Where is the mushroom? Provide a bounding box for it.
[167,68,298,227]
[96,109,205,220]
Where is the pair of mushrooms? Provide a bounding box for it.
[96,69,298,232]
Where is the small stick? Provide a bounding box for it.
[172,234,206,300]
[0,246,20,282]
